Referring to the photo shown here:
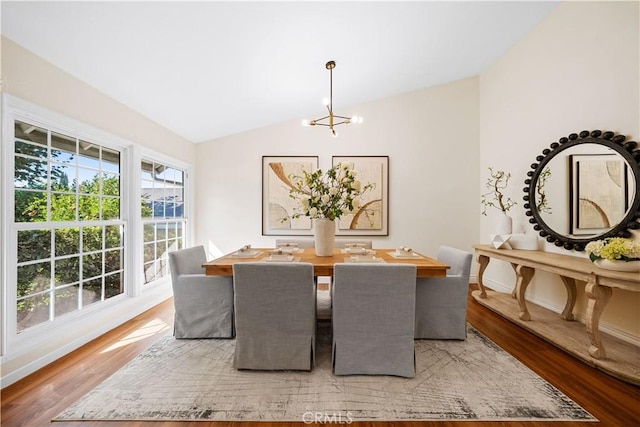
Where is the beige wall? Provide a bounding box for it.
[479,1,640,341]
[1,37,194,161]
[194,77,481,262]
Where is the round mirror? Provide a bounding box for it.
[524,130,640,251]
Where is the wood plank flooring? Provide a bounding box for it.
[2,284,639,427]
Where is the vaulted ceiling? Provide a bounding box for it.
[2,1,558,143]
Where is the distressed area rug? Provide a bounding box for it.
[54,324,595,422]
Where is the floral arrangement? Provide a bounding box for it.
[585,237,640,262]
[286,163,374,221]
[481,167,517,215]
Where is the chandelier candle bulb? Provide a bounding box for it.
[303,60,362,136]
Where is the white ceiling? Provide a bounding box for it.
[2,1,558,143]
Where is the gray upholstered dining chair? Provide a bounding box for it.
[168,245,234,339]
[233,262,316,371]
[275,239,315,248]
[334,239,373,249]
[332,263,417,377]
[415,246,473,340]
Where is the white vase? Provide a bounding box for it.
[494,212,513,235]
[594,258,640,272]
[313,218,335,257]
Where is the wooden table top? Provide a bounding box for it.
[203,247,449,277]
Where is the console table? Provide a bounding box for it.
[472,244,640,385]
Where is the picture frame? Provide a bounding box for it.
[569,154,630,236]
[262,156,318,236]
[332,156,389,236]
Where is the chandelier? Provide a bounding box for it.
[302,60,362,137]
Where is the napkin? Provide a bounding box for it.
[277,242,298,248]
[345,242,367,248]
[397,246,413,253]
[238,244,252,252]
[348,247,371,254]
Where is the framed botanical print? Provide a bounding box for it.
[262,156,318,235]
[332,156,389,236]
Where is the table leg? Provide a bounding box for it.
[585,274,613,359]
[515,265,535,321]
[559,275,577,321]
[476,254,490,298]
[510,263,518,298]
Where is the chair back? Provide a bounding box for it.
[275,239,315,248]
[233,262,316,370]
[332,263,416,377]
[334,239,373,249]
[168,245,207,285]
[168,245,234,338]
[437,246,473,279]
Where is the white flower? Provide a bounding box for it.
[586,238,640,262]
[285,164,373,221]
[585,240,604,257]
[352,199,361,210]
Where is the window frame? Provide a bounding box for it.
[140,158,188,287]
[1,95,191,359]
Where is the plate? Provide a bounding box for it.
[264,255,297,262]
[388,251,422,259]
[347,256,384,263]
[228,250,262,258]
[270,248,299,255]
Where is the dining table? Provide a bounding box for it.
[203,247,449,278]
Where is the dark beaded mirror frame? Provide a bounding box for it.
[524,130,640,251]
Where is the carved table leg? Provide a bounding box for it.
[476,254,490,298]
[559,276,577,321]
[510,263,518,298]
[585,274,613,359]
[515,265,535,321]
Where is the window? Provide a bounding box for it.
[13,120,125,332]
[141,160,185,284]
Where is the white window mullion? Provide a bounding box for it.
[2,94,183,370]
[127,145,142,297]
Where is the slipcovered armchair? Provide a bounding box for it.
[415,246,473,340]
[332,263,417,377]
[168,246,234,339]
[233,262,316,371]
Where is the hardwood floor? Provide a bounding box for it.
[2,284,639,427]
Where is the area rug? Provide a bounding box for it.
[54,323,596,422]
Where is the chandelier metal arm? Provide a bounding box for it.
[302,60,362,137]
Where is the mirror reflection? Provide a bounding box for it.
[525,130,640,251]
[535,144,636,238]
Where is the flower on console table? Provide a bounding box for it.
[585,238,640,262]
